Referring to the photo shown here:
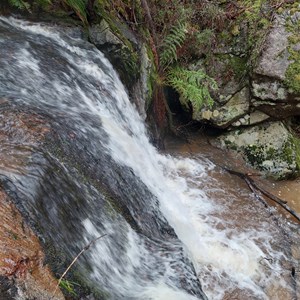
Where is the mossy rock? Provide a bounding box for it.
[283,5,300,94]
[216,121,300,179]
[88,19,139,91]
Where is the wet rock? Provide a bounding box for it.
[88,19,139,92]
[215,121,300,178]
[88,18,155,117]
[0,188,64,300]
[89,19,122,47]
[131,44,154,119]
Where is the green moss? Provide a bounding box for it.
[229,56,248,79]
[286,135,300,170]
[225,134,300,178]
[214,54,248,80]
[243,144,266,166]
[285,58,300,93]
[284,9,300,93]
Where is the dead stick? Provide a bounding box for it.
[52,234,107,298]
[221,166,300,223]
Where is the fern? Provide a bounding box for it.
[160,22,187,68]
[167,67,217,111]
[240,0,264,21]
[63,0,87,23]
[8,0,31,11]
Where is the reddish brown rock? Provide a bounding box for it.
[0,188,64,299]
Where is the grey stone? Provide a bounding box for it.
[215,122,299,178]
[252,80,287,101]
[195,87,249,127]
[254,17,291,81]
[89,20,122,46]
[248,111,270,125]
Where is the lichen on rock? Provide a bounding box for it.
[216,121,300,178]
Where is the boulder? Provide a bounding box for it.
[89,19,139,92]
[254,16,291,81]
[250,7,300,118]
[215,121,300,178]
[89,19,122,46]
[196,87,250,127]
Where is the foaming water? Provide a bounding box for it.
[0,16,298,299]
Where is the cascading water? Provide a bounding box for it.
[0,16,298,300]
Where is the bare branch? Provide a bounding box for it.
[52,234,107,298]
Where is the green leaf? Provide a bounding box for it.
[167,66,217,111]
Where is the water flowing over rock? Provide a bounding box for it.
[0,17,206,300]
[0,16,299,300]
[89,19,153,119]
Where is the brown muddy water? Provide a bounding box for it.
[165,132,300,300]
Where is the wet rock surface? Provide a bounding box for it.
[0,184,64,300]
[0,17,206,299]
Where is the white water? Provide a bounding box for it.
[0,17,296,299]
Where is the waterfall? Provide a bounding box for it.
[0,17,297,300]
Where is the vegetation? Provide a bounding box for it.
[7,0,32,11]
[285,4,300,93]
[6,0,88,22]
[59,279,79,296]
[167,67,217,111]
[3,0,298,129]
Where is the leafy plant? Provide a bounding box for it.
[7,0,31,11]
[59,279,80,296]
[64,0,87,23]
[167,66,217,111]
[159,22,187,69]
[6,0,87,23]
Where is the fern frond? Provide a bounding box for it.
[160,22,187,68]
[8,0,31,11]
[63,0,87,24]
[167,67,217,111]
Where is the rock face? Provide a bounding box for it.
[198,87,250,127]
[254,17,291,81]
[89,19,139,91]
[191,5,300,178]
[194,7,300,126]
[251,10,300,118]
[89,19,154,118]
[0,189,65,300]
[216,122,300,178]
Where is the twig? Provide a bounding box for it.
[52,234,107,298]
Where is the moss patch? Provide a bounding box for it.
[284,8,300,93]
[221,125,300,179]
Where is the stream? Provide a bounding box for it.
[0,16,299,300]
